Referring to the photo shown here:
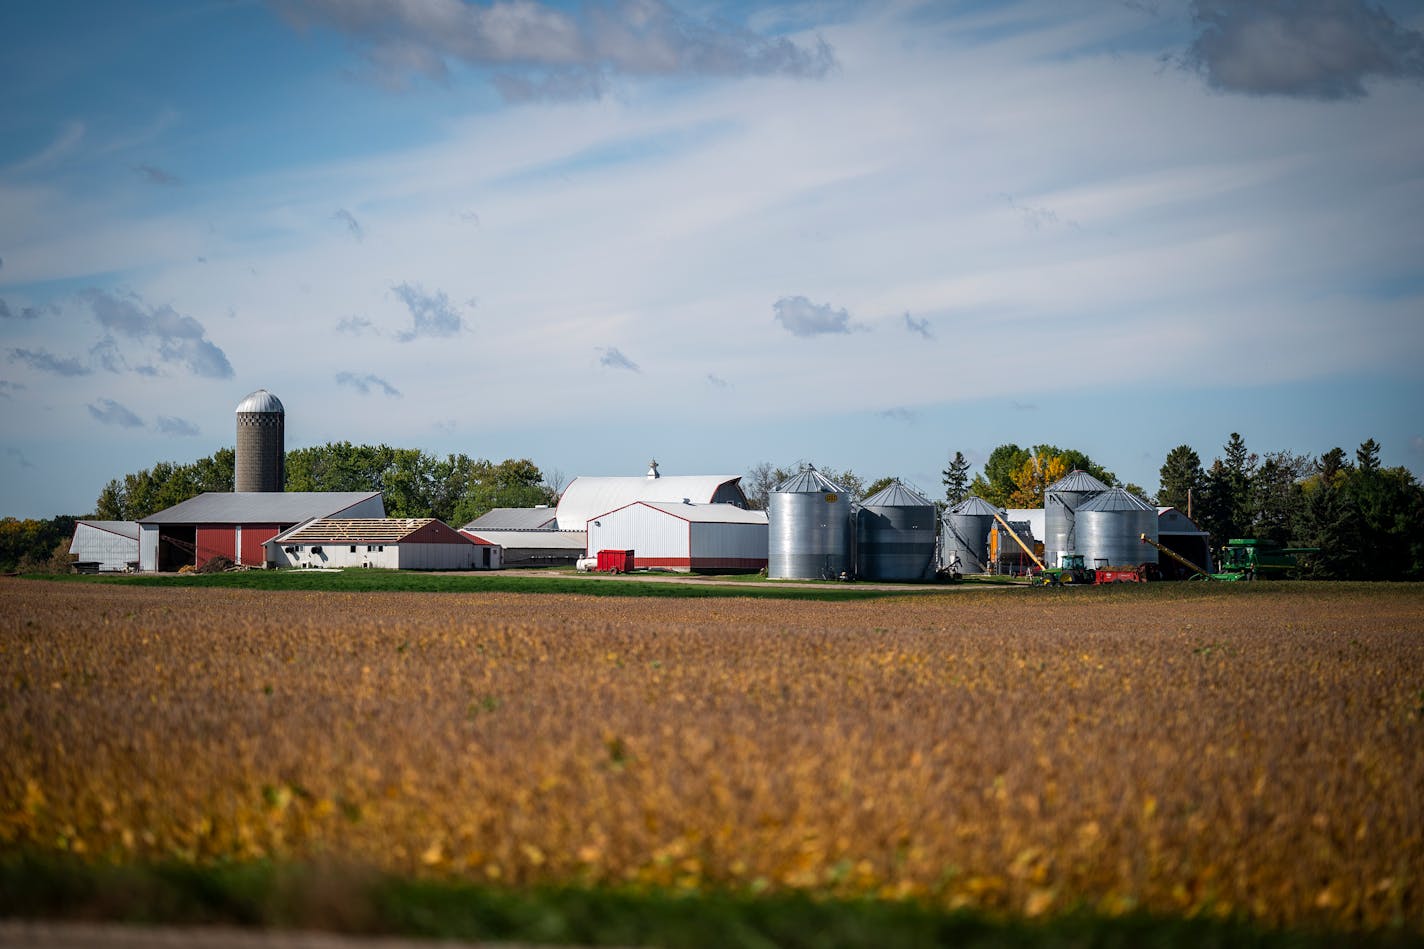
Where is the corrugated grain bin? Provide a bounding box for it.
[942,497,1002,574]
[1075,488,1158,569]
[1044,469,1108,568]
[768,466,852,579]
[856,481,936,580]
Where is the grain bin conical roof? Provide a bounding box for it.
[773,465,846,494]
[1077,486,1154,512]
[1047,469,1108,494]
[949,496,1002,516]
[861,481,932,508]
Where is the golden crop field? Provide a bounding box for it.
[2,578,1421,934]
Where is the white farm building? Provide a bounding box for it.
[586,501,768,572]
[69,520,140,572]
[556,461,748,530]
[266,518,500,570]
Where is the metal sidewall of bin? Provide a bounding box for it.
[942,512,992,574]
[1045,491,1095,567]
[1077,508,1159,569]
[856,503,936,580]
[768,490,851,579]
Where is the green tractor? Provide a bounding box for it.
[1032,552,1096,586]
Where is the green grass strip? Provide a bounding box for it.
[1,855,1417,949]
[33,569,938,602]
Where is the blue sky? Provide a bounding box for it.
[2,0,1423,517]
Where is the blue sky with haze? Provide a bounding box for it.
[2,0,1422,517]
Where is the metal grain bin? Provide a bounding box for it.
[942,496,1002,574]
[1075,487,1159,569]
[235,388,285,492]
[856,481,936,581]
[768,466,852,579]
[1044,469,1108,568]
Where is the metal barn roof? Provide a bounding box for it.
[1077,487,1155,512]
[557,474,745,530]
[235,389,284,414]
[140,491,382,525]
[621,502,769,525]
[861,481,932,508]
[462,507,558,531]
[75,520,140,540]
[459,529,586,550]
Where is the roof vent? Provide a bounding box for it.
[647,459,660,479]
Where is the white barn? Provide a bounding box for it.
[69,521,140,572]
[586,501,768,572]
[555,461,748,531]
[266,518,500,570]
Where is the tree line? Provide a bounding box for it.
[1156,435,1424,580]
[936,435,1424,581]
[91,442,559,527]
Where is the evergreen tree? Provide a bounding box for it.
[1250,451,1310,545]
[941,451,971,504]
[1295,451,1360,579]
[1157,445,1204,515]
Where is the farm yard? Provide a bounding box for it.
[2,577,1422,946]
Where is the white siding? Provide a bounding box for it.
[139,525,160,572]
[264,540,498,570]
[70,524,139,572]
[587,504,690,566]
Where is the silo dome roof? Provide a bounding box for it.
[236,389,284,414]
[1077,486,1154,512]
[1046,469,1109,493]
[949,496,1002,516]
[773,465,846,494]
[861,481,932,508]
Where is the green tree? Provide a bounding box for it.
[1250,451,1310,545]
[1157,445,1204,515]
[0,515,80,572]
[862,476,898,499]
[1344,440,1424,580]
[941,451,971,504]
[1294,451,1361,579]
[968,444,1027,507]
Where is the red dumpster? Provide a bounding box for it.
[596,549,635,574]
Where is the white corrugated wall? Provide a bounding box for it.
[70,525,139,572]
[586,504,689,566]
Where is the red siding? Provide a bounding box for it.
[634,557,767,571]
[241,524,281,566]
[195,526,237,565]
[405,521,474,545]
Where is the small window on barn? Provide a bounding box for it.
[350,545,357,553]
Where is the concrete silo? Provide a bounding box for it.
[856,481,936,581]
[1044,470,1108,568]
[235,389,285,492]
[768,466,852,579]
